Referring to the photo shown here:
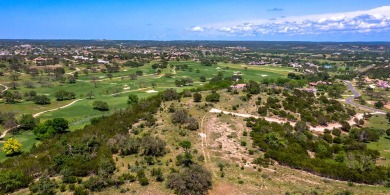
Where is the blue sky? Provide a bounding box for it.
[1,0,390,41]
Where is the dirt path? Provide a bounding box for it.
[66,68,80,75]
[199,113,217,177]
[0,84,14,140]
[0,83,9,91]
[1,87,151,139]
[1,99,84,140]
[0,129,12,140]
[209,108,366,132]
[33,99,83,118]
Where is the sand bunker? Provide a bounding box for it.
[146,90,158,93]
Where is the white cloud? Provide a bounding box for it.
[198,6,390,36]
[188,26,204,32]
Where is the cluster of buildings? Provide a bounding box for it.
[364,77,390,89]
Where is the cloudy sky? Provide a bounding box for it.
[1,0,390,41]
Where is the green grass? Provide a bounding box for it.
[366,115,390,166]
[367,136,390,166]
[366,115,389,130]
[1,61,290,123]
[0,131,38,162]
[0,61,290,161]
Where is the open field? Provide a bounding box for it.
[367,115,390,166]
[0,62,292,161]
[0,131,38,161]
[1,61,292,124]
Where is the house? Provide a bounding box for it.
[377,80,390,88]
[33,57,49,65]
[97,59,110,64]
[73,56,89,61]
[230,84,247,90]
[364,77,373,83]
[317,81,332,85]
[303,87,317,94]
[309,81,332,87]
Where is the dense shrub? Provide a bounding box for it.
[34,95,51,105]
[55,90,76,101]
[205,92,220,102]
[162,89,180,101]
[171,109,189,124]
[248,117,390,184]
[166,164,212,195]
[33,118,69,140]
[29,174,58,195]
[0,171,31,193]
[193,92,202,102]
[93,101,109,111]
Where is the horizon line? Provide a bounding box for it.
[1,39,390,43]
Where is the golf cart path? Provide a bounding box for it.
[0,99,83,141]
[33,99,83,118]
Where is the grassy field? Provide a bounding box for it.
[1,61,292,123]
[366,115,390,166]
[0,131,38,161]
[0,61,293,161]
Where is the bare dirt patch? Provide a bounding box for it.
[206,115,255,168]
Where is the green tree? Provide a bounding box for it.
[386,129,390,136]
[19,114,38,130]
[33,95,51,105]
[98,158,116,178]
[29,174,57,195]
[33,118,69,139]
[136,70,143,76]
[246,80,261,94]
[327,85,346,99]
[193,92,202,102]
[0,171,31,193]
[340,121,351,132]
[127,94,139,105]
[166,164,212,195]
[171,109,188,124]
[93,101,109,111]
[162,89,180,101]
[179,140,192,152]
[294,121,309,132]
[2,138,22,156]
[47,118,69,133]
[199,76,206,82]
[374,101,384,109]
[205,91,220,102]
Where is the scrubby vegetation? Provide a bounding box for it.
[247,116,389,184]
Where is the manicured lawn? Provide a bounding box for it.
[366,115,390,166]
[368,136,390,166]
[0,61,290,161]
[0,131,38,162]
[1,61,290,124]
